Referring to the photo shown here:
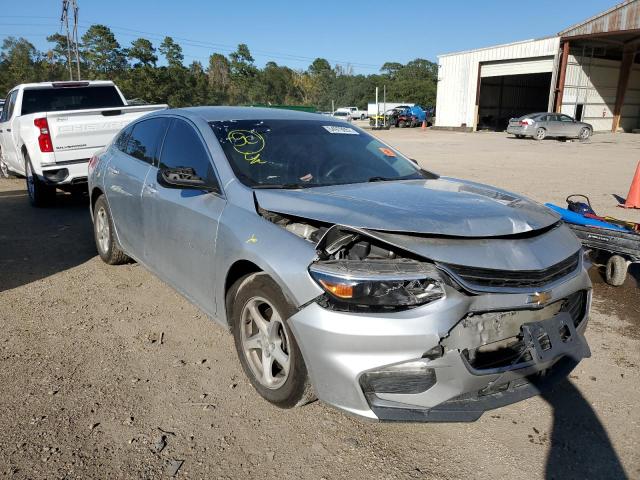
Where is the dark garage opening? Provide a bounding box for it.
[477,72,552,131]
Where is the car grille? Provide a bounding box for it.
[561,289,588,327]
[463,290,589,370]
[439,252,580,292]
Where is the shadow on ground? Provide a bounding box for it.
[541,380,627,480]
[0,188,95,292]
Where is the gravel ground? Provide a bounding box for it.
[0,129,638,479]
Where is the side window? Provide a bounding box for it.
[159,119,217,186]
[125,118,169,165]
[114,124,133,152]
[1,91,17,122]
[6,91,18,118]
[559,114,574,122]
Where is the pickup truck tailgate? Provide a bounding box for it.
[46,105,166,163]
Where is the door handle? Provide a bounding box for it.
[6,128,10,132]
[0,129,3,133]
[107,166,120,175]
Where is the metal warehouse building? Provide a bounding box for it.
[435,0,640,132]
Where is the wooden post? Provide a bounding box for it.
[612,47,636,132]
[554,41,570,112]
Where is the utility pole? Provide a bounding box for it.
[61,0,81,80]
[375,87,379,128]
[383,85,386,128]
[61,0,73,80]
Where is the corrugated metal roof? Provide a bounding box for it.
[559,0,640,37]
[438,36,556,58]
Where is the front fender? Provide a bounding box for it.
[213,203,324,323]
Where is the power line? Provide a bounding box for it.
[0,18,382,71]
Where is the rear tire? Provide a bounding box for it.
[535,128,546,141]
[605,255,628,287]
[230,273,315,408]
[24,153,55,207]
[93,195,129,265]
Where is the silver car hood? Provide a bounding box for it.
[255,177,560,238]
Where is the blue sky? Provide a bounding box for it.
[1,0,617,73]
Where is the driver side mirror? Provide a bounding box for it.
[157,167,219,192]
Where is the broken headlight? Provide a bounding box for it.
[308,260,445,307]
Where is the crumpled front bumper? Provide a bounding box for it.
[288,267,591,422]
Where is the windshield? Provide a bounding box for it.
[210,119,425,188]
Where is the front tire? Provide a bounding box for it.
[93,195,129,265]
[25,153,55,207]
[231,273,314,408]
[579,127,591,141]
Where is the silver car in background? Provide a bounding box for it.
[88,107,591,422]
[507,112,592,141]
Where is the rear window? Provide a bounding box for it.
[21,86,125,115]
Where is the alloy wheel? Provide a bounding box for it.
[95,206,110,254]
[240,296,291,390]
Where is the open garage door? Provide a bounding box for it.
[477,58,554,131]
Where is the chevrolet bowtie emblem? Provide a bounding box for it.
[527,291,552,306]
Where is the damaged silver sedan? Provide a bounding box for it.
[88,107,591,422]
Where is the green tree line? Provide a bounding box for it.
[0,24,438,110]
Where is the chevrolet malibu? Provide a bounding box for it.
[88,107,591,421]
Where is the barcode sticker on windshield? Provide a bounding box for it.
[322,126,359,135]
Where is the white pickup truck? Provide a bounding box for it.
[336,106,367,120]
[0,80,166,206]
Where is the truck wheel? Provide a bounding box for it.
[0,159,8,178]
[605,255,628,287]
[398,120,406,128]
[24,154,55,207]
[93,195,129,265]
[230,272,315,408]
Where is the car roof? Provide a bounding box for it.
[161,106,326,122]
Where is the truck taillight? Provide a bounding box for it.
[88,155,98,172]
[34,117,53,153]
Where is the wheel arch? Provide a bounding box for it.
[90,186,104,214]
[224,259,264,327]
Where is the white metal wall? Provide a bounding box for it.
[436,37,560,129]
[561,53,640,132]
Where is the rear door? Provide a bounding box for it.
[142,118,225,315]
[545,114,565,137]
[105,117,169,258]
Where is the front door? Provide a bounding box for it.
[557,114,579,136]
[142,118,225,315]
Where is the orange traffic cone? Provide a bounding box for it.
[620,161,640,209]
[421,120,426,130]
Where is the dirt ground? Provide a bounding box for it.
[0,129,639,479]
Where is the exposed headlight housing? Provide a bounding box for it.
[309,259,445,308]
